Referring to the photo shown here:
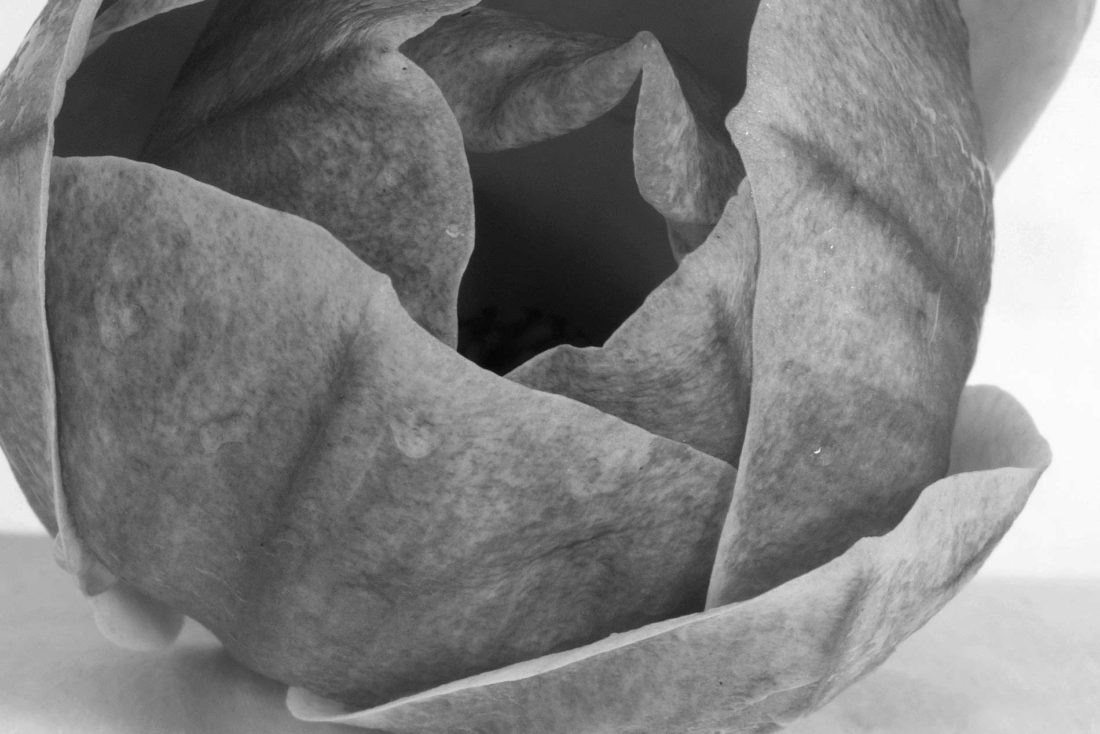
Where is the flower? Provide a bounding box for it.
[0,0,1082,731]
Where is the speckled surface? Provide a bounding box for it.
[511,185,758,466]
[707,0,996,604]
[0,0,96,534]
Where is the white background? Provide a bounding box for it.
[0,2,1097,577]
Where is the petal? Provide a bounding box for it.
[631,29,744,255]
[47,154,737,704]
[402,7,646,152]
[404,6,743,254]
[707,0,996,604]
[288,385,1048,733]
[0,0,97,574]
[510,182,757,465]
[53,1,217,160]
[137,0,482,346]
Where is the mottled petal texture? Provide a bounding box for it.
[511,183,757,465]
[707,0,995,604]
[404,6,743,255]
[0,0,100,586]
[47,155,736,705]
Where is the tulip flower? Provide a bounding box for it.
[0,0,1086,731]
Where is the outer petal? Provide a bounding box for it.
[288,386,1048,733]
[47,154,736,705]
[0,0,115,598]
[961,0,1096,177]
[707,0,995,603]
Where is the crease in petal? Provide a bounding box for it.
[287,386,1047,733]
[706,0,996,605]
[46,154,737,706]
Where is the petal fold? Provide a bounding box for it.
[961,0,1096,177]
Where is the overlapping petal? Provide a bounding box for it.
[84,0,210,56]
[961,0,1096,177]
[403,6,743,256]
